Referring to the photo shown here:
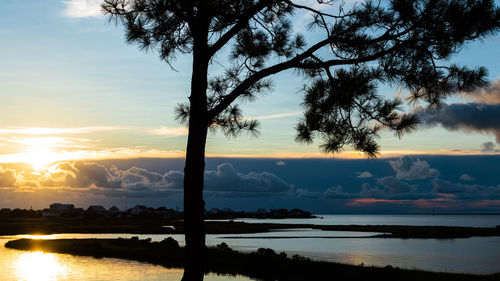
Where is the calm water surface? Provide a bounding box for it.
[0,237,254,281]
[1,214,500,280]
[232,214,500,227]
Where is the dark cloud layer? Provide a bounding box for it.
[415,103,500,143]
[295,156,498,205]
[432,178,500,200]
[1,156,499,212]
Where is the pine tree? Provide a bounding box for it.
[102,1,500,280]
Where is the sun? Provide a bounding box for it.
[24,145,59,171]
[0,136,92,170]
[20,140,63,171]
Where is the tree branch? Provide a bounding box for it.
[207,0,273,58]
[208,38,403,120]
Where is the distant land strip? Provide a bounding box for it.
[1,218,500,239]
[218,235,379,239]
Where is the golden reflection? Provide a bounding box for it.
[342,252,368,266]
[17,234,59,240]
[15,251,67,281]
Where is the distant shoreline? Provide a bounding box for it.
[1,217,499,238]
[5,237,499,281]
[312,213,500,215]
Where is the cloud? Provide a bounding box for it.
[63,0,103,18]
[465,79,500,104]
[431,178,500,200]
[321,180,422,201]
[359,183,386,198]
[0,161,293,198]
[45,161,122,189]
[481,141,497,152]
[204,163,293,195]
[0,126,123,135]
[376,176,417,194]
[0,167,18,187]
[148,126,188,137]
[294,188,322,199]
[252,111,303,120]
[356,171,373,178]
[388,156,439,180]
[323,185,354,199]
[415,103,500,143]
[459,174,473,181]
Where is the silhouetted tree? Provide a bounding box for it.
[102,1,500,280]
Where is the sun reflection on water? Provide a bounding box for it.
[17,234,59,240]
[15,251,67,281]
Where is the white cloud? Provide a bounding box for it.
[148,126,188,137]
[0,126,123,135]
[253,111,303,120]
[63,0,103,18]
[459,174,473,181]
[357,171,372,178]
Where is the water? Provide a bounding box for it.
[1,214,500,280]
[230,214,500,227]
[0,236,255,281]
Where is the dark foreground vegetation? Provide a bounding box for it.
[1,217,499,239]
[6,237,500,281]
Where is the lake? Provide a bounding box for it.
[1,214,500,280]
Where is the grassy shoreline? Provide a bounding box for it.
[1,217,499,238]
[5,237,500,281]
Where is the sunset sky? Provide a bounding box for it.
[0,0,499,212]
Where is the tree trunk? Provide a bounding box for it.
[181,26,209,281]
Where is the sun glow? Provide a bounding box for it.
[14,251,67,281]
[0,137,80,171]
[24,145,60,171]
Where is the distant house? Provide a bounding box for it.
[207,208,220,215]
[50,203,74,211]
[42,208,56,217]
[289,208,311,218]
[153,207,177,219]
[129,205,149,215]
[269,208,289,218]
[256,208,267,214]
[108,206,121,217]
[86,205,108,216]
[43,203,77,217]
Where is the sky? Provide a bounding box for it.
[0,0,499,213]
